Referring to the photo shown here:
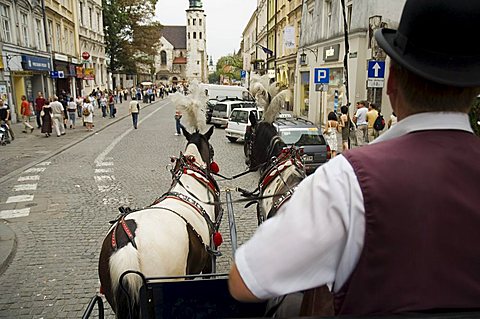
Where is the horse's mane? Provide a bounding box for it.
[250,122,286,168]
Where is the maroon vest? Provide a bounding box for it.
[335,130,480,315]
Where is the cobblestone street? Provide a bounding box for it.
[0,97,260,318]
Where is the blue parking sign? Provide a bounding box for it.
[367,61,385,79]
[240,70,246,78]
[314,68,329,84]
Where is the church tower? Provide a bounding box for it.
[186,0,208,83]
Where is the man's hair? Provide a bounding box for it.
[391,59,480,113]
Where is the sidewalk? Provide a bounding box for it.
[0,98,161,184]
[0,97,164,275]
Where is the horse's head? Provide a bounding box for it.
[181,125,215,169]
[248,111,286,171]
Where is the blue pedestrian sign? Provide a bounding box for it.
[240,70,246,78]
[314,68,329,84]
[368,60,385,79]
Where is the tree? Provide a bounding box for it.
[216,55,243,81]
[103,0,161,86]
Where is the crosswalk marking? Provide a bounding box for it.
[6,195,34,203]
[94,175,116,182]
[0,208,30,219]
[96,162,114,167]
[24,167,46,173]
[13,184,37,191]
[36,161,51,166]
[18,175,40,181]
[95,168,113,173]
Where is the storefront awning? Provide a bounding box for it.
[173,57,187,64]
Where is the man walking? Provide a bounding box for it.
[353,100,368,146]
[20,95,34,133]
[366,102,379,142]
[129,99,140,129]
[50,96,65,137]
[35,92,46,128]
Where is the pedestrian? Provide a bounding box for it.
[129,99,140,129]
[41,98,53,137]
[323,111,340,157]
[50,96,65,137]
[108,92,115,118]
[67,97,77,129]
[228,0,480,316]
[366,102,379,142]
[0,98,14,141]
[82,96,94,131]
[34,92,46,128]
[20,95,34,133]
[76,95,84,117]
[388,111,398,129]
[353,100,368,146]
[99,94,107,118]
[339,105,350,152]
[174,111,182,135]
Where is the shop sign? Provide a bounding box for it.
[267,69,275,79]
[84,68,95,80]
[54,53,69,62]
[323,44,340,62]
[71,57,80,64]
[12,70,33,76]
[68,64,76,77]
[21,55,51,71]
[283,26,295,49]
[76,66,84,78]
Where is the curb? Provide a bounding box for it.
[0,221,16,276]
[0,99,163,186]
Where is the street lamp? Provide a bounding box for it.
[299,47,319,64]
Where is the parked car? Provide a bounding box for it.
[245,115,330,174]
[225,107,263,143]
[206,99,216,124]
[210,98,256,128]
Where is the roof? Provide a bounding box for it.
[161,26,187,49]
[173,57,187,64]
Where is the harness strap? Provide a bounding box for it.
[111,216,138,251]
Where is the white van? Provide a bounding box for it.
[225,107,263,142]
[210,99,256,128]
[200,84,252,101]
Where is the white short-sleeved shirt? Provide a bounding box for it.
[234,112,473,300]
[354,107,368,125]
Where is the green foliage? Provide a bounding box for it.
[208,54,243,84]
[469,97,480,136]
[103,0,161,74]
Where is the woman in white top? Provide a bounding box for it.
[67,97,77,129]
[324,111,340,158]
[82,97,94,131]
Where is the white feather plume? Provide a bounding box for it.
[172,80,207,131]
[263,89,292,123]
[249,73,291,123]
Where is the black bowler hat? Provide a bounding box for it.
[375,0,480,87]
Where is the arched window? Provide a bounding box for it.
[193,32,196,39]
[160,51,167,65]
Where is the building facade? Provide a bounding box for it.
[154,0,209,85]
[77,0,107,95]
[294,0,406,125]
[44,0,82,98]
[0,0,52,122]
[185,0,208,83]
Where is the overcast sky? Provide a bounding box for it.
[155,0,257,64]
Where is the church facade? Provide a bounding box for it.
[154,0,208,85]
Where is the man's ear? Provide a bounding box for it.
[386,64,396,97]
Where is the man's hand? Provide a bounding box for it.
[228,264,263,302]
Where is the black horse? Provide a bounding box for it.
[245,112,306,224]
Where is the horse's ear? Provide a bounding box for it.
[204,125,214,141]
[181,125,191,140]
[249,111,257,127]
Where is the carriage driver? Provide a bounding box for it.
[228,0,480,315]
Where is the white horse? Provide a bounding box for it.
[98,126,220,318]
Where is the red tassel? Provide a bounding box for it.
[213,232,223,247]
[210,161,219,174]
